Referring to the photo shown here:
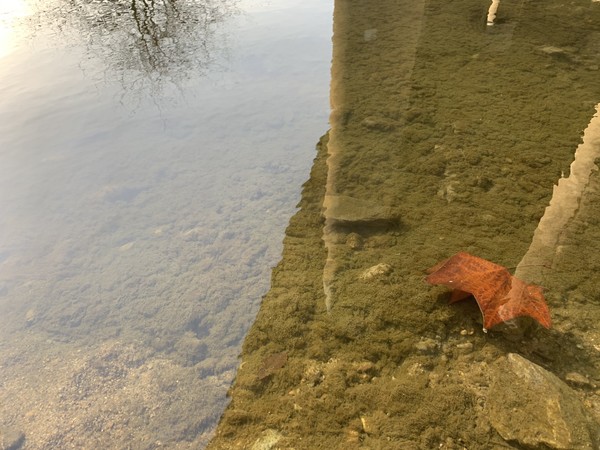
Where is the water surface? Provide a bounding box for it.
[0,0,332,447]
[206,0,600,447]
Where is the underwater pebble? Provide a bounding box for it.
[565,372,594,388]
[354,361,375,373]
[25,308,37,326]
[346,233,363,250]
[363,28,377,42]
[359,263,392,281]
[359,416,370,433]
[414,338,439,354]
[250,429,283,450]
[455,342,474,354]
[539,45,571,59]
[302,362,324,387]
[569,292,587,304]
[361,116,396,131]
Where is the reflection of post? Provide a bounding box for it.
[487,0,500,26]
[516,104,600,283]
[322,0,425,312]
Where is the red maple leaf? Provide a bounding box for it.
[426,252,551,331]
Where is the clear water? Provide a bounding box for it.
[0,0,332,447]
[208,0,600,447]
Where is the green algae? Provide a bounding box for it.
[208,0,600,448]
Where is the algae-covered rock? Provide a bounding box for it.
[487,353,598,450]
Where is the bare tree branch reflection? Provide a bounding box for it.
[31,0,239,97]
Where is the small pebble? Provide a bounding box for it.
[565,372,593,388]
[359,263,392,281]
[456,342,474,354]
[414,338,439,354]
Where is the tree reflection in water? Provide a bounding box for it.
[33,0,239,95]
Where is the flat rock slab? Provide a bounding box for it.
[488,353,598,450]
[323,195,399,226]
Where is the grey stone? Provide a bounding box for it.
[487,353,598,450]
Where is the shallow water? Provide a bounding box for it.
[0,0,332,447]
[207,0,600,448]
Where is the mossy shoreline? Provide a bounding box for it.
[207,0,600,448]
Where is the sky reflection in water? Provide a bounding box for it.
[0,0,332,446]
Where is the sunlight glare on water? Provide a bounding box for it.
[0,0,29,58]
[0,0,332,447]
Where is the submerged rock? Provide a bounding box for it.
[359,263,392,281]
[361,115,397,132]
[487,353,598,450]
[323,195,400,226]
[345,232,363,250]
[250,429,283,450]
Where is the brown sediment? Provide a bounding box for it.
[207,0,600,448]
